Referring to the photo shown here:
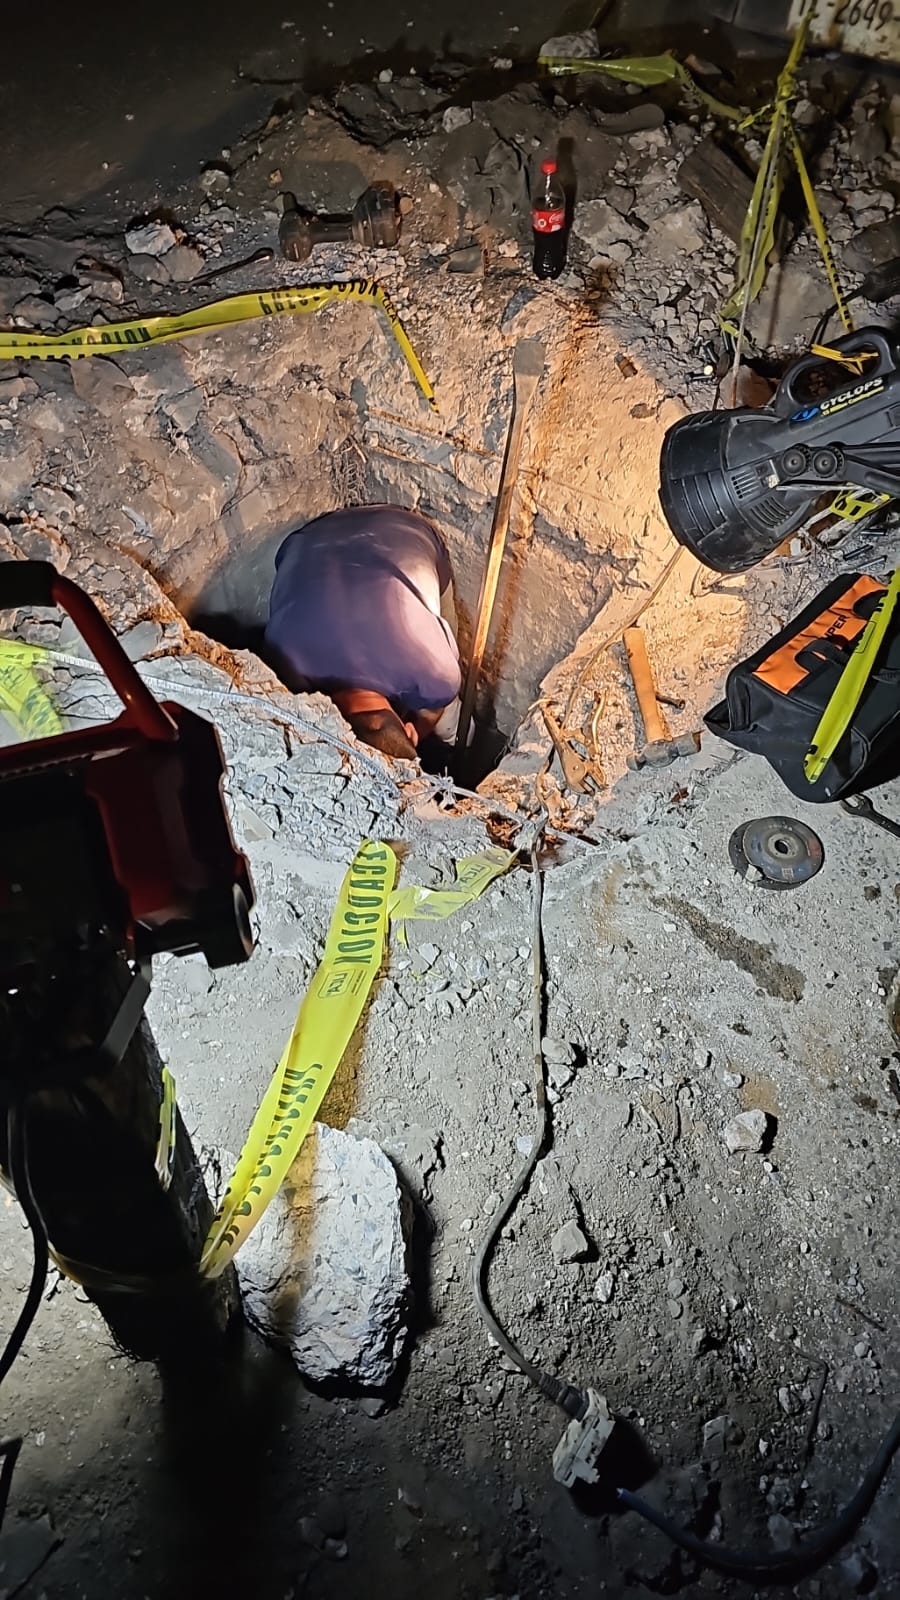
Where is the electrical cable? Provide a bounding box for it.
[0,1103,47,1383]
[467,840,900,1582]
[471,831,585,1421]
[618,1409,900,1584]
[0,1099,49,1533]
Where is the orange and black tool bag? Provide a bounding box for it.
[705,573,900,802]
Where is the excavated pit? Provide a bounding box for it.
[126,296,687,778]
[0,75,788,795]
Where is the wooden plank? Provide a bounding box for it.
[678,137,755,245]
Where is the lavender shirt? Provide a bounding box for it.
[265,506,461,712]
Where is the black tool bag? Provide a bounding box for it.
[705,572,900,802]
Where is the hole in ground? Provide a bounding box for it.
[194,591,509,786]
[182,335,680,786]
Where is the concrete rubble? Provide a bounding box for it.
[237,1123,412,1389]
[0,37,899,1600]
[723,1107,770,1154]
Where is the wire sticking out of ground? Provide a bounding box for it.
[465,821,900,1586]
[471,821,585,1420]
[0,1101,51,1537]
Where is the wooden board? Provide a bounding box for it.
[678,137,755,246]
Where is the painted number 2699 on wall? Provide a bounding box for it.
[789,0,899,60]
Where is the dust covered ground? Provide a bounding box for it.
[2,636,899,1600]
[1,26,900,1600]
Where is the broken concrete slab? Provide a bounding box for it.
[0,1514,60,1594]
[127,252,172,285]
[647,202,708,260]
[723,1109,770,1154]
[237,1123,411,1389]
[70,357,136,413]
[747,256,829,349]
[572,199,639,255]
[161,242,205,282]
[843,214,900,274]
[125,220,178,257]
[0,274,40,316]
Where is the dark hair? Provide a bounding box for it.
[346,707,418,762]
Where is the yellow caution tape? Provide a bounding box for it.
[0,639,64,740]
[388,846,516,945]
[537,52,742,121]
[720,21,810,337]
[155,1067,177,1193]
[786,122,853,337]
[200,840,522,1273]
[721,20,852,348]
[804,567,900,784]
[0,278,437,411]
[200,839,396,1277]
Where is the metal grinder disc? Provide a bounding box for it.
[728,815,824,889]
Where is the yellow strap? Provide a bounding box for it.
[0,279,437,411]
[804,568,900,784]
[200,839,396,1277]
[0,638,64,739]
[827,487,891,522]
[720,90,789,332]
[810,343,874,374]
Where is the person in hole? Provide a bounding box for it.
[265,504,467,761]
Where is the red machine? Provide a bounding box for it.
[0,560,255,972]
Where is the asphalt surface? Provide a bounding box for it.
[0,0,584,224]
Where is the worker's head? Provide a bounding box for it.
[332,689,419,762]
[348,706,419,760]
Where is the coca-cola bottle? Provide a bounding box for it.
[532,159,567,280]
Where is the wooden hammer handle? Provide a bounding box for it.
[624,627,670,746]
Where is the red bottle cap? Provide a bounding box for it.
[541,160,557,174]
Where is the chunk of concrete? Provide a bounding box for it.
[0,1514,60,1593]
[844,215,900,275]
[126,220,177,257]
[551,1219,590,1263]
[70,356,136,415]
[573,199,639,254]
[723,1109,769,1154]
[161,243,205,282]
[647,202,707,260]
[238,1123,411,1389]
[0,275,40,316]
[748,258,828,349]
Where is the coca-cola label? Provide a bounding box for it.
[533,208,565,233]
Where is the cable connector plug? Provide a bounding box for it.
[552,1389,616,1489]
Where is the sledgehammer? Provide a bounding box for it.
[624,626,700,770]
